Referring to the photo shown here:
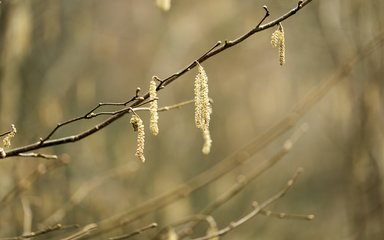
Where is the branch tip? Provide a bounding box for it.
[262,5,270,16]
[135,87,141,97]
[297,1,303,9]
[307,214,315,220]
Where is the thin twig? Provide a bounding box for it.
[0,129,12,137]
[23,224,79,239]
[134,99,196,113]
[260,209,315,221]
[109,223,158,240]
[18,152,58,159]
[0,224,79,240]
[61,224,98,240]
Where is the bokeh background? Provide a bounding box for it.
[0,0,384,239]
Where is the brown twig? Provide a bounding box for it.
[18,152,58,159]
[0,128,12,137]
[1,0,313,159]
[61,224,98,240]
[0,224,79,240]
[108,223,158,240]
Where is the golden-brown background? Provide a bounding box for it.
[0,0,383,239]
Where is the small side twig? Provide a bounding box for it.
[61,224,98,240]
[260,209,315,221]
[109,223,158,240]
[22,224,79,239]
[0,129,12,137]
[18,153,58,159]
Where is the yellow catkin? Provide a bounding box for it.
[271,23,286,66]
[278,24,285,65]
[194,64,203,129]
[149,79,159,136]
[130,114,145,163]
[202,128,212,155]
[155,0,171,11]
[194,63,212,154]
[2,124,17,148]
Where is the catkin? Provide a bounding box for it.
[194,62,212,154]
[130,114,145,162]
[149,79,159,136]
[271,23,286,66]
[155,0,171,11]
[202,128,212,155]
[194,65,203,129]
[2,124,17,148]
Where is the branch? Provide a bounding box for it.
[0,224,79,240]
[0,157,68,208]
[190,169,303,240]
[108,223,157,240]
[175,125,307,239]
[1,0,314,159]
[260,209,315,221]
[40,163,137,227]
[61,224,97,240]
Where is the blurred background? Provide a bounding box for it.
[0,0,384,239]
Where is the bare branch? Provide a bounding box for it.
[0,224,79,240]
[190,169,303,240]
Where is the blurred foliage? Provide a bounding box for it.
[0,0,383,239]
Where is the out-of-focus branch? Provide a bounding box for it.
[0,224,79,240]
[190,169,302,240]
[109,223,158,240]
[1,0,313,159]
[260,209,315,221]
[0,157,69,208]
[61,224,98,240]
[40,163,138,227]
[177,124,308,239]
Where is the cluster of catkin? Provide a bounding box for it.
[130,78,159,163]
[130,63,213,162]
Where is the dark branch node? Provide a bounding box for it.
[298,1,304,9]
